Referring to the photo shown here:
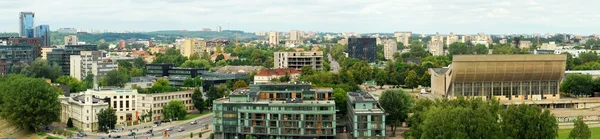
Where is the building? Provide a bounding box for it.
[213,82,336,139]
[541,42,558,50]
[554,49,587,57]
[428,40,444,56]
[254,68,301,83]
[118,40,125,49]
[269,31,279,46]
[346,91,385,139]
[0,45,35,75]
[137,90,195,121]
[347,38,376,63]
[429,55,566,101]
[289,30,301,41]
[180,38,207,58]
[446,33,459,46]
[519,40,532,49]
[46,45,98,75]
[70,51,118,80]
[216,26,222,32]
[461,35,472,43]
[383,39,397,60]
[146,63,248,87]
[8,37,42,58]
[274,51,323,70]
[210,53,238,62]
[64,35,78,45]
[212,66,263,74]
[431,33,444,43]
[19,12,35,38]
[57,28,77,34]
[34,25,50,46]
[149,47,166,54]
[59,91,109,132]
[393,32,411,47]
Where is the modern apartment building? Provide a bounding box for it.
[180,38,207,58]
[347,91,386,139]
[64,35,79,45]
[347,38,376,63]
[8,37,42,58]
[289,30,301,41]
[34,25,50,46]
[70,51,117,80]
[0,45,35,75]
[274,51,323,70]
[269,31,279,46]
[19,12,35,38]
[383,39,397,60]
[46,45,98,75]
[213,82,336,139]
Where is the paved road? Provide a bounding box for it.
[328,53,340,72]
[86,114,213,139]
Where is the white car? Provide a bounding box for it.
[177,127,185,132]
[190,120,197,125]
[420,89,427,94]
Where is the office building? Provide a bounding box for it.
[8,37,42,58]
[254,68,301,83]
[46,45,98,75]
[274,51,323,70]
[269,31,279,46]
[383,39,397,60]
[70,51,117,80]
[347,91,385,139]
[213,82,336,139]
[34,25,50,46]
[394,32,411,47]
[19,12,35,38]
[137,90,195,121]
[0,45,35,75]
[180,38,208,58]
[64,35,78,45]
[347,38,376,63]
[429,55,566,101]
[519,41,532,49]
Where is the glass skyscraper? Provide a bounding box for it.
[34,25,50,46]
[19,12,35,38]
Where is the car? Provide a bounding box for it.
[128,132,136,136]
[420,89,427,94]
[166,127,173,131]
[190,120,197,125]
[113,135,121,138]
[146,129,153,134]
[177,127,185,132]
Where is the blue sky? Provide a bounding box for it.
[0,0,599,35]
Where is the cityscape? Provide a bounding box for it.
[1,1,600,139]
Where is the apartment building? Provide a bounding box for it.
[180,38,208,58]
[383,39,397,60]
[0,45,35,75]
[393,32,412,47]
[428,40,444,56]
[446,33,459,46]
[137,90,195,121]
[274,51,323,70]
[46,45,98,75]
[64,35,78,45]
[70,51,117,80]
[213,82,336,139]
[347,91,386,139]
[269,31,279,46]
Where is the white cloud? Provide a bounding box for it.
[0,0,598,34]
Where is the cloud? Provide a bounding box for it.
[0,0,598,35]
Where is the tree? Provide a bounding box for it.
[183,76,203,87]
[56,76,87,93]
[206,86,224,107]
[301,66,315,76]
[500,104,558,139]
[473,44,488,54]
[97,107,117,132]
[561,74,595,96]
[215,54,225,62]
[83,74,94,88]
[569,117,591,139]
[419,71,431,87]
[163,100,187,121]
[67,118,74,128]
[153,48,188,66]
[233,80,248,89]
[199,132,202,138]
[146,78,177,93]
[404,70,419,90]
[379,89,413,137]
[133,57,147,68]
[180,59,212,69]
[102,69,128,87]
[0,75,61,131]
[409,45,429,58]
[333,88,347,116]
[578,52,598,63]
[189,53,200,60]
[279,73,291,82]
[215,60,228,67]
[192,88,206,113]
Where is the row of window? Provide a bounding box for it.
[451,81,558,97]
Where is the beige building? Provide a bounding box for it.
[274,51,323,70]
[446,33,459,46]
[70,51,117,80]
[428,40,444,56]
[41,47,54,60]
[461,35,472,43]
[253,68,301,83]
[64,35,78,45]
[383,39,397,60]
[180,38,208,58]
[269,31,279,46]
[431,33,444,43]
[289,30,301,41]
[137,90,195,121]
[519,40,532,49]
[60,91,110,132]
[429,55,566,101]
[541,42,558,50]
[394,31,412,47]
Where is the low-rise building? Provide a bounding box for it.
[213,82,336,139]
[254,68,301,83]
[60,91,109,132]
[346,91,385,139]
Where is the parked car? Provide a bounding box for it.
[177,127,185,132]
[368,86,377,91]
[76,133,87,137]
[420,89,427,94]
[190,120,197,125]
[166,127,173,131]
[128,132,136,136]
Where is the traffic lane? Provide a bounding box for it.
[88,115,213,138]
[149,115,212,137]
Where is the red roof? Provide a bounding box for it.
[256,68,301,76]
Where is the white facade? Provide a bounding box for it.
[541,42,558,50]
[60,91,110,132]
[383,39,397,60]
[254,73,301,83]
[274,51,324,70]
[269,31,279,46]
[554,49,588,57]
[70,51,117,80]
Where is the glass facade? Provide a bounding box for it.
[20,12,34,38]
[34,25,50,46]
[451,81,559,99]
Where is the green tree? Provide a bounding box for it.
[192,88,206,113]
[448,42,469,55]
[189,53,200,60]
[500,104,558,139]
[333,88,347,116]
[215,60,228,67]
[0,75,61,131]
[473,44,488,54]
[560,74,595,96]
[146,78,177,93]
[97,107,117,132]
[233,80,248,89]
[153,48,188,66]
[409,45,429,58]
[374,68,387,88]
[180,59,212,69]
[83,74,94,88]
[67,118,74,127]
[183,76,203,87]
[133,57,147,68]
[199,132,202,138]
[102,69,128,87]
[215,54,225,62]
[278,73,291,82]
[56,76,87,93]
[569,117,591,139]
[379,89,413,137]
[163,100,187,121]
[206,86,225,107]
[301,66,315,76]
[404,70,419,90]
[250,49,265,66]
[190,132,193,138]
[419,71,431,87]
[578,52,598,63]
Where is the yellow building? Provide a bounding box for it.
[180,39,207,57]
[430,55,566,101]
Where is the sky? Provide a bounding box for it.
[0,0,599,35]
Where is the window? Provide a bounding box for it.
[87,110,89,113]
[87,116,89,120]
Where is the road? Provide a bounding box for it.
[328,53,340,72]
[86,114,213,139]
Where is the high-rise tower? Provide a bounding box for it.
[19,12,35,38]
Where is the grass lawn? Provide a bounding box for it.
[36,132,47,137]
[558,126,600,139]
[66,127,78,131]
[183,112,210,120]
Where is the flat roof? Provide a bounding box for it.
[348,91,377,102]
[452,54,566,62]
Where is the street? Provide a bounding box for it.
[85,114,213,139]
[328,53,340,73]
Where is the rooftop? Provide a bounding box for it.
[72,95,105,104]
[348,91,377,102]
[430,68,449,75]
[255,68,301,76]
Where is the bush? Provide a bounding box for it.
[210,133,214,139]
[52,129,56,134]
[199,132,202,138]
[190,132,193,138]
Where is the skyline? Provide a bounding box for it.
[0,0,599,35]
